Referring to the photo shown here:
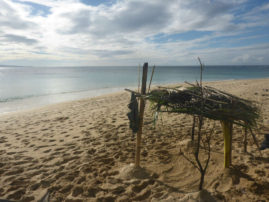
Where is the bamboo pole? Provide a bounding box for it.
[221,120,233,168]
[135,63,148,168]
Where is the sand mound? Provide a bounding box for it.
[151,190,217,202]
[178,190,217,202]
[118,163,151,180]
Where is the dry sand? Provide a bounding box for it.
[0,78,269,202]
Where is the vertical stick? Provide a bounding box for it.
[148,65,155,93]
[198,57,203,88]
[138,64,141,93]
[135,63,148,168]
[230,123,233,166]
[249,128,262,156]
[221,120,233,168]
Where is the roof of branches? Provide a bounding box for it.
[147,83,259,127]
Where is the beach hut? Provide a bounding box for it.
[146,83,260,168]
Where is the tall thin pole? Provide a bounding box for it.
[135,63,148,168]
[138,64,141,93]
[198,57,203,87]
[221,120,233,168]
[148,65,155,93]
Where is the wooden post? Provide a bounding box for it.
[135,63,148,168]
[221,120,233,168]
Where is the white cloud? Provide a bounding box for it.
[260,2,269,11]
[0,0,268,66]
[0,0,36,29]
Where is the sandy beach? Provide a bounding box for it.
[0,78,269,202]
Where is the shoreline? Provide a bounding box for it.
[0,87,127,116]
[1,77,269,118]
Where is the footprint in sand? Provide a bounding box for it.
[59,184,73,194]
[43,149,51,153]
[76,176,86,184]
[71,186,84,197]
[254,169,266,177]
[5,167,24,176]
[73,150,83,155]
[7,189,26,201]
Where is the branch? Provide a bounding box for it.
[180,149,199,170]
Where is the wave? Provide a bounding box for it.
[0,86,125,104]
[0,90,95,103]
[0,95,37,103]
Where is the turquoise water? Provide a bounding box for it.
[0,65,269,113]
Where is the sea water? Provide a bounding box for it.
[0,65,269,114]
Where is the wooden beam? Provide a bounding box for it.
[135,62,148,168]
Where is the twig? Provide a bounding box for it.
[249,127,262,156]
[180,149,199,170]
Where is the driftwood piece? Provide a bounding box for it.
[135,63,148,168]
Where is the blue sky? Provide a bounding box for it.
[0,0,269,66]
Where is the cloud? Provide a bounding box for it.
[108,1,172,33]
[53,0,173,37]
[0,0,268,66]
[15,0,52,17]
[91,49,134,57]
[261,2,269,11]
[56,0,240,37]
[1,34,38,45]
[60,46,133,57]
[0,0,36,29]
[58,9,92,34]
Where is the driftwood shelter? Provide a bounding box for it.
[126,63,260,169]
[148,84,259,127]
[146,83,260,168]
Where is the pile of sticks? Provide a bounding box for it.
[147,82,259,127]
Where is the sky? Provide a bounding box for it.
[0,0,269,66]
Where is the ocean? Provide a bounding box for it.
[0,65,269,114]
